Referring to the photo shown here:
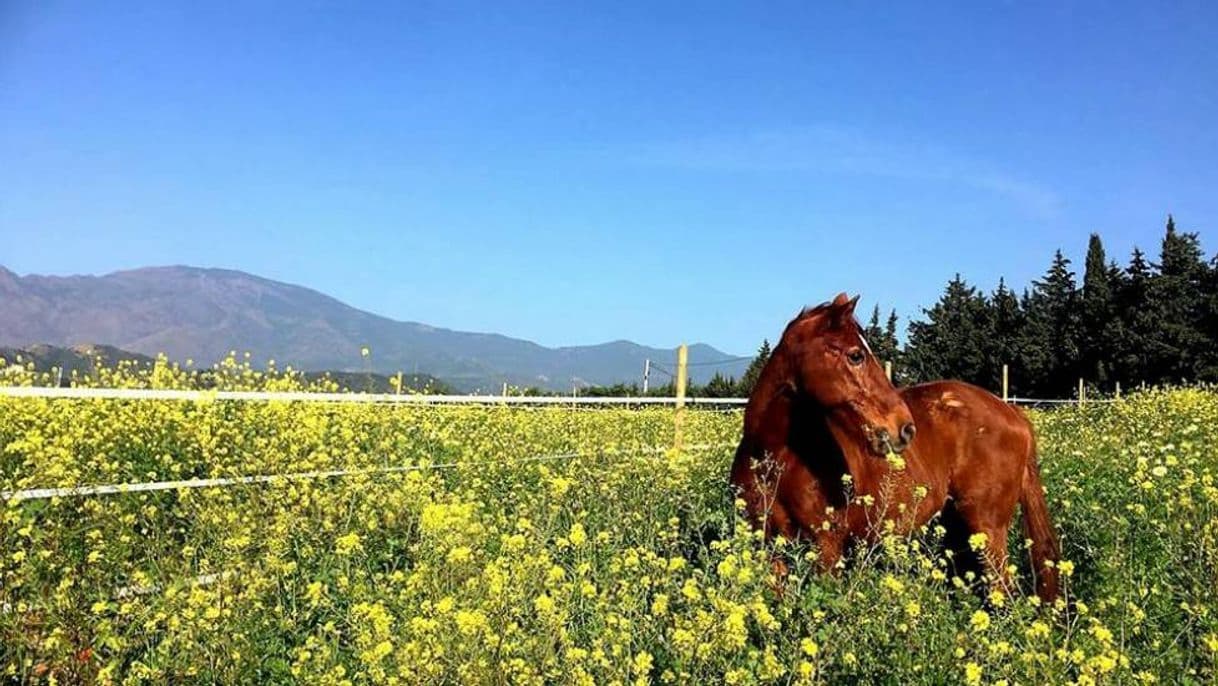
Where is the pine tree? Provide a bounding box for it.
[1017,287,1052,394]
[1025,251,1083,396]
[1103,258,1130,384]
[865,305,884,345]
[883,309,902,379]
[1081,234,1116,384]
[736,340,771,396]
[703,372,737,398]
[862,305,900,370]
[1114,248,1156,386]
[984,278,1024,393]
[885,309,899,345]
[1149,215,1209,382]
[904,275,989,385]
[1201,255,1218,381]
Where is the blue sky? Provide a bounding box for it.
[2,2,1216,354]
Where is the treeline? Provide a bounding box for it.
[899,216,1216,397]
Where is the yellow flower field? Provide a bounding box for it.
[1,357,1215,684]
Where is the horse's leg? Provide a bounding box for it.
[770,556,790,577]
[768,556,792,599]
[815,529,847,574]
[980,523,1014,597]
[936,501,973,583]
[764,503,798,596]
[949,421,1030,599]
[956,503,1015,597]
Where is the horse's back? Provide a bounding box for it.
[900,380,1031,439]
[900,380,1035,506]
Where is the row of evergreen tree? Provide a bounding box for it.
[898,216,1215,396]
[691,215,1214,400]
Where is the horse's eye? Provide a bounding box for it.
[846,349,865,366]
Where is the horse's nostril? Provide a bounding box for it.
[900,423,916,442]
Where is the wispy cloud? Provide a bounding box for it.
[620,126,1062,218]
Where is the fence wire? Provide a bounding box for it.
[1006,396,1121,407]
[2,385,1122,406]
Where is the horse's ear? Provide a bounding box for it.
[826,293,861,328]
[844,294,860,316]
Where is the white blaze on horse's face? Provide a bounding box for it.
[858,332,873,358]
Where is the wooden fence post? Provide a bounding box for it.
[884,360,893,382]
[1078,378,1085,406]
[674,344,688,453]
[1002,364,1009,402]
[1115,381,1121,399]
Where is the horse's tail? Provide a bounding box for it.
[1020,441,1060,602]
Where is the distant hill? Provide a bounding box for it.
[0,265,748,391]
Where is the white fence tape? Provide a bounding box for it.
[0,442,736,502]
[114,571,234,600]
[0,442,740,614]
[0,386,747,405]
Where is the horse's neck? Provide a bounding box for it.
[749,345,791,414]
[821,410,883,487]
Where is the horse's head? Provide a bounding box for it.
[777,292,916,456]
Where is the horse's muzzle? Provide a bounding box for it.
[871,422,916,455]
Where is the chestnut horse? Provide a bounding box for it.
[729,294,1060,601]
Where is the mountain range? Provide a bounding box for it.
[0,265,747,391]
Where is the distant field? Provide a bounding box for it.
[0,361,1215,684]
